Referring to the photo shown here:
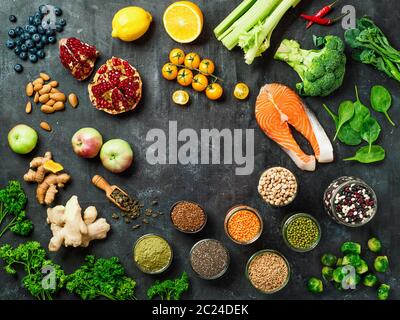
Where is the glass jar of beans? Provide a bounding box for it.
[258,167,298,207]
[323,176,378,227]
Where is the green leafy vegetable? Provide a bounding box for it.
[338,123,362,146]
[147,272,190,300]
[370,85,395,126]
[344,145,386,163]
[377,284,390,300]
[66,255,136,300]
[0,181,33,239]
[322,103,339,127]
[367,237,382,253]
[360,117,381,152]
[274,35,346,96]
[0,241,65,300]
[350,85,370,132]
[307,277,323,293]
[334,101,355,140]
[363,274,378,287]
[374,256,389,273]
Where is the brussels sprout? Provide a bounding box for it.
[307,277,323,293]
[363,274,378,287]
[374,256,389,273]
[377,284,390,300]
[334,281,343,291]
[368,237,382,253]
[356,259,369,274]
[341,273,360,290]
[322,266,334,281]
[336,257,343,266]
[333,266,347,283]
[341,242,361,255]
[321,253,337,267]
[342,254,362,267]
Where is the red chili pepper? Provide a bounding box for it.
[304,0,340,29]
[300,11,349,26]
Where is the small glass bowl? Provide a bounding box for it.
[224,205,263,245]
[258,167,298,208]
[133,233,173,275]
[282,213,321,252]
[246,249,291,294]
[189,239,230,280]
[169,200,207,234]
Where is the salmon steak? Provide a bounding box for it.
[255,83,333,171]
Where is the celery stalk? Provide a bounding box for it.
[220,0,281,50]
[214,0,257,39]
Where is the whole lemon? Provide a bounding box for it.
[112,6,152,42]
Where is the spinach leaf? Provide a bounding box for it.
[334,100,355,141]
[337,123,362,146]
[360,117,381,152]
[370,85,395,126]
[344,145,385,163]
[350,86,370,132]
[322,103,339,128]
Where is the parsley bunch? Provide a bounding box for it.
[147,272,190,300]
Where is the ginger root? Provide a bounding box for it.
[24,152,71,205]
[46,195,110,252]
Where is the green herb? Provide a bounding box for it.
[370,85,395,126]
[360,117,381,152]
[374,256,389,273]
[0,181,33,239]
[367,237,382,253]
[307,277,323,293]
[334,101,355,140]
[66,255,136,300]
[0,241,65,300]
[344,145,385,163]
[147,272,190,300]
[350,85,370,132]
[377,284,390,300]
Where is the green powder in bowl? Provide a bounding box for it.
[133,234,173,274]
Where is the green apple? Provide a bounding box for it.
[8,124,38,154]
[100,139,133,173]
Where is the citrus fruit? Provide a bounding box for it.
[173,90,190,106]
[163,1,203,43]
[112,6,152,42]
[234,83,250,100]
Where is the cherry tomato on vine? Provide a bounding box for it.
[184,52,200,69]
[199,59,215,75]
[169,48,185,65]
[192,74,209,92]
[205,83,223,100]
[162,63,179,80]
[177,68,194,86]
[233,83,250,100]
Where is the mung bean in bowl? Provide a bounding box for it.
[258,167,298,207]
[282,213,321,252]
[190,239,230,280]
[246,249,290,294]
[133,234,173,274]
[170,200,207,233]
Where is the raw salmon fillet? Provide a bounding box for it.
[255,83,333,171]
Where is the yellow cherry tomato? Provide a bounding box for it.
[191,74,209,92]
[184,52,201,69]
[205,83,223,100]
[162,63,179,80]
[233,82,250,100]
[169,48,185,65]
[177,68,194,86]
[199,59,215,75]
[172,90,189,106]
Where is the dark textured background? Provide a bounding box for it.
[0,0,398,300]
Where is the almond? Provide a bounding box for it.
[40,121,52,132]
[47,99,56,106]
[68,93,79,108]
[25,101,32,114]
[40,73,50,81]
[26,83,34,97]
[33,83,43,92]
[51,88,60,93]
[49,80,58,87]
[41,105,55,114]
[50,92,66,102]
[39,94,50,104]
[34,92,40,103]
[53,101,65,111]
[33,78,44,86]
[39,84,52,95]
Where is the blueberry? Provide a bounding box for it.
[21,33,30,40]
[55,24,64,32]
[34,11,43,19]
[20,44,27,52]
[33,17,42,26]
[48,36,56,44]
[14,64,23,73]
[35,41,44,49]
[19,52,28,60]
[15,26,23,35]
[28,25,37,34]
[39,4,49,14]
[16,38,24,46]
[9,15,17,23]
[46,28,55,36]
[29,54,38,63]
[29,47,38,54]
[58,18,66,27]
[41,35,48,44]
[32,33,41,43]
[24,25,30,32]
[37,50,45,59]
[28,16,35,25]
[14,46,22,55]
[25,39,35,48]
[6,39,16,49]
[37,25,45,34]
[54,7,63,16]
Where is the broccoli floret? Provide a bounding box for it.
[368,237,382,253]
[321,253,337,267]
[374,256,389,273]
[377,284,390,300]
[274,35,346,97]
[363,274,378,287]
[307,277,323,293]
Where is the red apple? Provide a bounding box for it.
[71,127,103,158]
[100,139,133,173]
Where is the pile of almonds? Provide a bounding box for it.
[258,167,298,207]
[25,73,79,116]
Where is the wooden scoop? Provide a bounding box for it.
[92,175,130,212]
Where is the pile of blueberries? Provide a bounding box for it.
[6,4,66,73]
